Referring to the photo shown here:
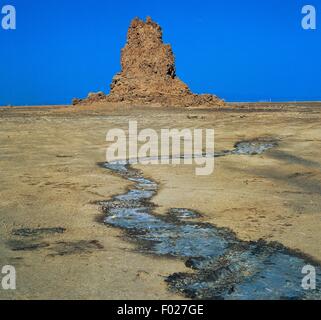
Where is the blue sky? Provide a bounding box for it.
[0,0,320,105]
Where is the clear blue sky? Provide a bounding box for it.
[0,0,320,105]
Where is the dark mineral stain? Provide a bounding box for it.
[99,140,321,300]
[7,240,50,252]
[12,227,66,238]
[48,240,104,256]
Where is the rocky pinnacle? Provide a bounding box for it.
[74,17,225,107]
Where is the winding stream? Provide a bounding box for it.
[100,141,321,300]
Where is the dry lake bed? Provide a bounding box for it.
[1,102,321,299]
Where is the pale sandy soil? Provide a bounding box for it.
[0,103,321,299]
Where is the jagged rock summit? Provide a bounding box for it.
[74,17,224,107]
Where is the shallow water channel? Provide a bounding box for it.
[100,141,321,300]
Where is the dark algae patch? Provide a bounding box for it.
[100,140,321,300]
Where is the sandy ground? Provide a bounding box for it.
[0,103,321,300]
